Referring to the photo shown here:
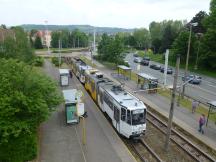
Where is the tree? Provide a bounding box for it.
[0,27,34,63]
[199,0,216,70]
[149,20,184,53]
[51,31,60,48]
[0,59,63,161]
[171,30,196,62]
[133,28,151,49]
[34,35,43,49]
[109,35,124,65]
[189,11,208,33]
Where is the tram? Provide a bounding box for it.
[70,57,147,139]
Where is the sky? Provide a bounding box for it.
[0,0,211,29]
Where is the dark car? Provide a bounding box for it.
[143,56,150,61]
[133,53,138,57]
[150,64,161,70]
[160,67,173,74]
[182,75,202,84]
[140,60,149,66]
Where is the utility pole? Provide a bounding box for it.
[164,49,169,87]
[164,55,180,151]
[182,22,197,98]
[93,28,96,53]
[58,39,61,68]
[44,20,50,54]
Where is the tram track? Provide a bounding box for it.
[128,139,163,162]
[146,110,216,162]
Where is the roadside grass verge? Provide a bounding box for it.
[158,88,216,121]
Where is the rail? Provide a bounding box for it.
[129,139,164,162]
[147,110,216,162]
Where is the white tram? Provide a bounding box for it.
[97,82,147,139]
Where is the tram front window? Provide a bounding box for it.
[132,109,145,125]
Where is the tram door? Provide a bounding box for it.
[114,106,120,132]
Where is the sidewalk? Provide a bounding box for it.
[88,57,216,151]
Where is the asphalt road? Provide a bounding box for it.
[125,53,216,104]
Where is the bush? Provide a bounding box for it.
[52,57,62,66]
[34,56,44,66]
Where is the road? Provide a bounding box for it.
[125,53,216,104]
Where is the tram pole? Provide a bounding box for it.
[164,55,180,151]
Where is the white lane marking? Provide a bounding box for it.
[207,84,216,88]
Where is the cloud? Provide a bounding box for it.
[0,0,211,28]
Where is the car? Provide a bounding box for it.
[140,60,149,66]
[160,67,173,74]
[133,53,138,57]
[150,64,161,70]
[134,57,142,63]
[182,75,202,84]
[143,56,150,61]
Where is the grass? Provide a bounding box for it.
[158,88,216,121]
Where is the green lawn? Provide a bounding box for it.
[158,88,216,122]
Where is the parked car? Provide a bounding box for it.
[140,59,149,66]
[160,67,173,74]
[143,56,150,61]
[133,53,138,57]
[134,57,142,63]
[182,75,202,84]
[150,64,161,70]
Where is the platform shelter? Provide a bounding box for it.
[117,65,132,80]
[207,101,216,126]
[137,73,158,93]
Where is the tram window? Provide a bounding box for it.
[99,90,103,104]
[91,81,95,92]
[114,106,120,122]
[121,108,126,121]
[127,110,131,125]
[104,93,113,110]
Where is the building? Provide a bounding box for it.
[34,30,51,48]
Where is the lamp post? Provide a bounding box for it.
[182,22,198,98]
[44,20,50,54]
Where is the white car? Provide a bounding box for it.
[134,57,142,63]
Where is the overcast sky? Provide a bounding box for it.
[0,0,211,28]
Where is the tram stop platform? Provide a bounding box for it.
[39,60,136,162]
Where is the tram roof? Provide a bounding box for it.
[62,89,78,104]
[59,69,69,75]
[117,65,132,70]
[104,84,146,110]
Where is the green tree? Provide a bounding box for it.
[133,28,151,49]
[0,59,63,161]
[189,11,208,34]
[98,33,112,60]
[199,0,216,70]
[0,27,34,63]
[171,30,196,62]
[51,31,60,48]
[34,35,43,49]
[109,35,124,65]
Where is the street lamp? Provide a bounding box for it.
[182,22,198,98]
[194,33,203,70]
[44,20,50,54]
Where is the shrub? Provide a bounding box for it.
[52,57,62,66]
